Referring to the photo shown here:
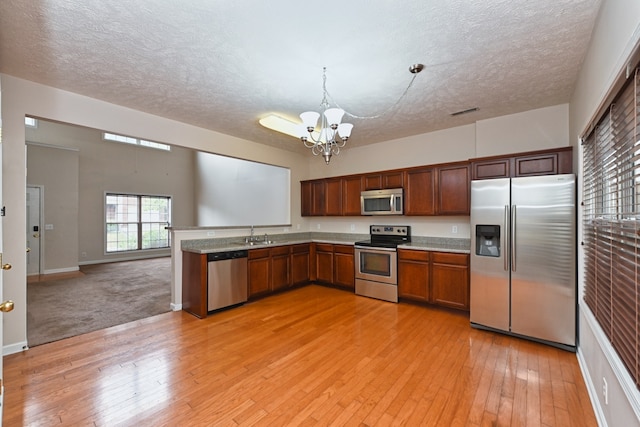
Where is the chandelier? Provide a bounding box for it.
[299,67,353,164]
[298,64,424,164]
[258,64,424,165]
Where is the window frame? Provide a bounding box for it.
[102,132,171,152]
[104,192,172,254]
[582,64,640,390]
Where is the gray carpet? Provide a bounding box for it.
[27,257,171,347]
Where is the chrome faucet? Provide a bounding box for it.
[250,225,255,242]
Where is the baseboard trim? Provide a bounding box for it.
[43,266,79,275]
[577,347,607,427]
[170,303,182,311]
[3,341,28,356]
[582,305,640,422]
[79,253,170,266]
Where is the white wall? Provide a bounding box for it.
[475,104,569,157]
[195,151,290,226]
[570,0,640,426]
[0,74,309,353]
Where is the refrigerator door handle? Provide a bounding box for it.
[504,205,509,271]
[511,204,517,272]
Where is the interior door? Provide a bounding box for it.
[0,118,6,426]
[27,186,42,276]
[26,186,41,276]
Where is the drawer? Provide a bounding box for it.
[431,252,468,266]
[291,243,310,253]
[333,244,354,254]
[315,243,333,252]
[248,248,270,259]
[398,249,429,262]
[270,246,290,256]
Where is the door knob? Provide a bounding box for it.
[33,233,40,238]
[1,263,11,270]
[0,300,14,313]
[26,247,31,253]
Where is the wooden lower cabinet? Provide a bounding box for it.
[431,252,470,311]
[397,249,470,311]
[249,245,313,298]
[248,248,271,298]
[313,243,355,289]
[270,246,291,292]
[291,244,311,286]
[333,244,355,289]
[315,243,335,284]
[182,251,208,318]
[398,249,430,302]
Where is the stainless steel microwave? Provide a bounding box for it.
[361,188,404,215]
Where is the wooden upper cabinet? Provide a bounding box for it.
[513,148,572,177]
[363,171,404,190]
[437,163,470,215]
[342,175,362,216]
[301,179,326,216]
[404,167,435,215]
[471,158,511,180]
[472,147,572,180]
[325,178,343,216]
[301,181,312,216]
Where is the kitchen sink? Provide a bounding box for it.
[235,240,275,246]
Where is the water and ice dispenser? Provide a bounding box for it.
[475,225,500,257]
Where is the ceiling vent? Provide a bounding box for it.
[450,107,479,116]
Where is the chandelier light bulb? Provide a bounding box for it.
[337,123,353,139]
[323,108,345,128]
[300,111,320,131]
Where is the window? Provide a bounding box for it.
[105,194,171,253]
[25,117,38,128]
[582,64,640,389]
[103,132,171,151]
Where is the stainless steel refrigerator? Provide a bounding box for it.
[470,174,576,351]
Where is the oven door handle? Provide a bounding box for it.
[354,245,397,252]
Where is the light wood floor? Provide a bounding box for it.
[4,285,597,426]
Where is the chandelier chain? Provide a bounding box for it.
[323,72,421,120]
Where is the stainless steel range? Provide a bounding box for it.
[354,225,411,303]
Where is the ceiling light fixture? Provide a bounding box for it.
[298,67,353,165]
[261,64,424,165]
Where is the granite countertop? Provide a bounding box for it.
[181,232,470,255]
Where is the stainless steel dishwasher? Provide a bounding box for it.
[207,250,248,311]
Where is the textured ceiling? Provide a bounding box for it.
[0,0,602,154]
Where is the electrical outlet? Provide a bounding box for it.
[207,231,215,236]
[603,377,608,405]
[350,224,355,231]
[452,226,458,234]
[317,224,321,230]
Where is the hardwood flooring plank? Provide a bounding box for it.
[4,285,597,426]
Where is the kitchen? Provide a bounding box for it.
[1,0,640,425]
[177,145,572,328]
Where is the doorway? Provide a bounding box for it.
[26,185,42,277]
